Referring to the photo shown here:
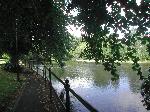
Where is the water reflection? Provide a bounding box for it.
[51,62,150,112]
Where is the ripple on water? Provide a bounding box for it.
[51,62,149,112]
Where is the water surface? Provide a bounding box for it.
[51,62,150,112]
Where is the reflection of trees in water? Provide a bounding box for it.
[92,67,112,87]
[119,64,149,93]
[52,62,150,110]
[122,64,150,110]
[93,69,120,90]
[141,68,150,110]
[93,63,150,110]
[110,80,119,90]
[83,63,121,89]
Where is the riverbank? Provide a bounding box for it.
[75,59,150,63]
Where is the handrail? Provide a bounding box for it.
[51,72,66,86]
[28,60,98,112]
[36,67,43,71]
[69,88,98,112]
[50,71,98,111]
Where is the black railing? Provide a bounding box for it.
[27,60,98,112]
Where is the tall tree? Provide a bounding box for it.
[0,0,73,67]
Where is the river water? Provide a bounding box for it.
[49,62,150,112]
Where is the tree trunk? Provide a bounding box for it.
[10,54,20,81]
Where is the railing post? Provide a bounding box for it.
[49,68,52,86]
[30,61,31,69]
[28,61,30,69]
[36,65,38,75]
[65,79,70,112]
[44,67,47,87]
[25,60,26,67]
[33,61,34,70]
[31,61,33,70]
[48,67,52,111]
[26,60,27,67]
[43,67,45,78]
[49,68,52,96]
[36,61,38,75]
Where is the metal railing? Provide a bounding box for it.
[27,60,98,112]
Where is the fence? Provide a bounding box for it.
[27,60,98,112]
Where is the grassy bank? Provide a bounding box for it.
[0,66,25,112]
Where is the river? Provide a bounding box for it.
[47,61,150,112]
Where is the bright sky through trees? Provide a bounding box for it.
[67,0,149,38]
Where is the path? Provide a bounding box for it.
[14,69,65,112]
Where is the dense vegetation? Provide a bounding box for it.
[72,38,150,61]
[0,0,74,69]
[0,0,150,109]
[0,0,149,78]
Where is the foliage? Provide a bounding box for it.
[1,0,149,78]
[141,68,150,110]
[31,2,74,64]
[72,38,150,61]
[68,37,85,59]
[67,0,150,80]
[67,1,150,108]
[1,53,10,63]
[0,0,149,78]
[0,0,74,67]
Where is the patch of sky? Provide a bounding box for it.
[66,0,149,38]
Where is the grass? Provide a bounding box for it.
[0,65,25,111]
[0,59,7,65]
[0,70,18,101]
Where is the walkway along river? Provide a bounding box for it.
[35,61,150,112]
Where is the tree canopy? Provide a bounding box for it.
[0,0,73,66]
[0,0,149,77]
[66,0,150,80]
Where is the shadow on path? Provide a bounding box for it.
[14,70,47,112]
[14,68,66,112]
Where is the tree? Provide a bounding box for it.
[0,0,33,67]
[0,0,74,82]
[0,0,150,109]
[0,0,73,67]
